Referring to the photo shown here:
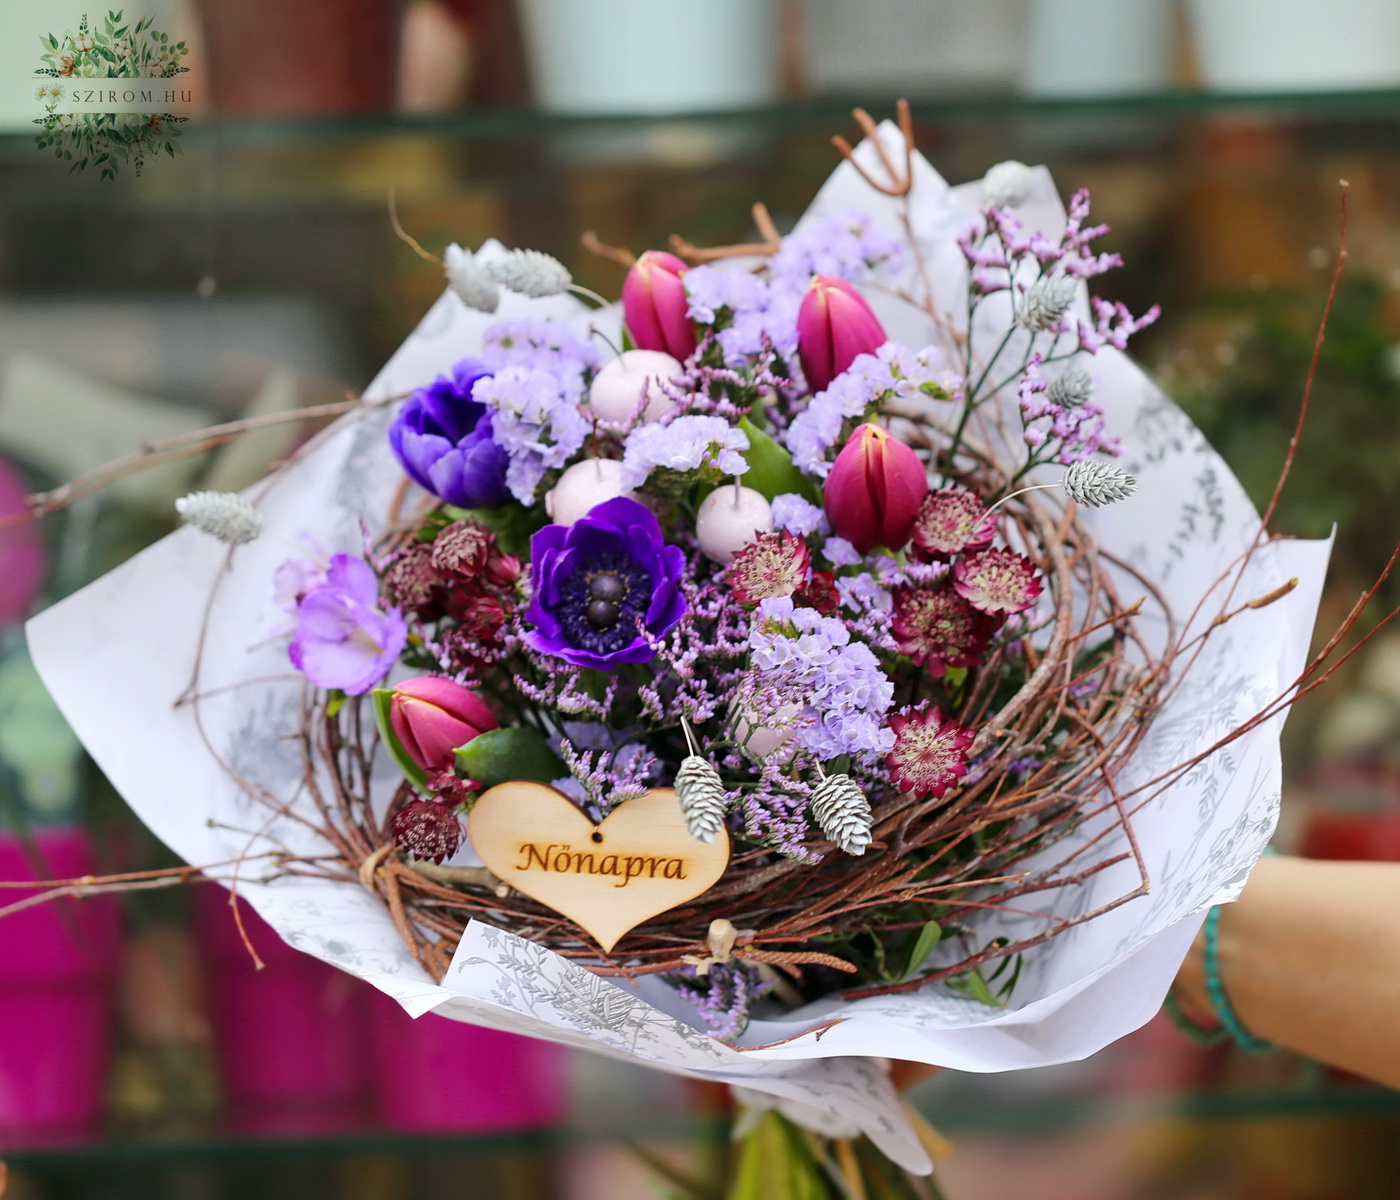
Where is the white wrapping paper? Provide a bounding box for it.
[27,128,1329,1175]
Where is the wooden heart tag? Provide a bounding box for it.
[468,782,731,952]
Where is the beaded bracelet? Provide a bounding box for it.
[1202,903,1276,1055]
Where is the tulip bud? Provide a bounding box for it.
[796,275,887,394]
[544,458,636,526]
[387,676,497,774]
[823,424,928,554]
[622,251,696,362]
[695,484,773,565]
[588,350,683,425]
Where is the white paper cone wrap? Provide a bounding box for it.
[26,132,1330,1175]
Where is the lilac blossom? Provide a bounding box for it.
[746,596,895,764]
[770,493,828,537]
[286,554,406,695]
[785,342,955,477]
[769,210,904,287]
[821,537,861,568]
[620,414,750,489]
[473,366,591,504]
[480,318,598,380]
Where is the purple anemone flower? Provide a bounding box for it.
[524,496,686,670]
[388,357,510,508]
[288,554,407,695]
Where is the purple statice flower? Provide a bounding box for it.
[1078,295,1161,354]
[770,493,828,537]
[388,358,511,508]
[480,318,598,381]
[1018,357,1122,464]
[746,596,895,763]
[769,210,904,287]
[286,554,406,695]
[636,576,751,730]
[670,960,773,1040]
[619,414,749,489]
[558,738,660,820]
[473,365,590,504]
[836,571,892,615]
[785,342,954,477]
[683,266,801,366]
[524,496,686,670]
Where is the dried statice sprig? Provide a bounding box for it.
[810,773,872,856]
[669,959,772,1040]
[558,739,659,821]
[175,491,262,545]
[1061,460,1138,508]
[486,248,572,298]
[443,243,500,313]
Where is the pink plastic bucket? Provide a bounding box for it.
[0,829,120,1147]
[369,989,568,1133]
[194,887,373,1135]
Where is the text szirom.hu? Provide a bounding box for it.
[49,80,193,113]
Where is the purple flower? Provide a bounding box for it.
[620,415,750,489]
[474,366,591,505]
[288,554,407,695]
[524,496,687,670]
[481,319,598,379]
[388,358,510,508]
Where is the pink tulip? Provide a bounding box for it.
[388,677,497,773]
[797,275,887,394]
[823,424,928,554]
[622,251,696,362]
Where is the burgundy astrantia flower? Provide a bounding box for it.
[797,569,839,616]
[726,531,811,606]
[887,705,975,800]
[892,585,1002,674]
[911,488,995,561]
[953,547,1043,615]
[391,798,464,863]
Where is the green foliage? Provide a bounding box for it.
[371,688,428,789]
[455,726,565,789]
[735,416,819,503]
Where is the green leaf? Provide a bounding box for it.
[371,688,428,789]
[725,1112,829,1200]
[455,727,565,790]
[621,324,636,353]
[735,417,818,504]
[951,966,1004,1009]
[325,689,347,719]
[898,921,943,982]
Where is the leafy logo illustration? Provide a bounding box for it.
[34,10,190,181]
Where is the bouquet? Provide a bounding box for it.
[27,110,1347,1193]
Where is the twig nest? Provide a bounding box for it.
[695,484,773,566]
[544,458,635,526]
[588,350,684,424]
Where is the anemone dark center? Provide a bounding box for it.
[557,556,650,654]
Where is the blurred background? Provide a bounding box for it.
[3,0,1400,1197]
